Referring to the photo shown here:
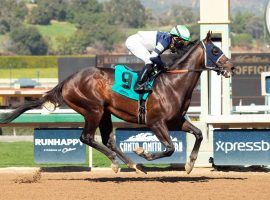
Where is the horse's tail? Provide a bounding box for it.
[0,80,66,123]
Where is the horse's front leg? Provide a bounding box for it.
[134,121,175,160]
[181,118,203,174]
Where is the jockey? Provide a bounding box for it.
[125,25,190,93]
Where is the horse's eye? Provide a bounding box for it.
[212,47,219,56]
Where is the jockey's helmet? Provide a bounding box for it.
[170,25,190,41]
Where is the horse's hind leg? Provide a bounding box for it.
[99,110,146,173]
[81,116,120,173]
[64,99,120,173]
[181,118,203,174]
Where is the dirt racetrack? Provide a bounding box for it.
[0,167,269,200]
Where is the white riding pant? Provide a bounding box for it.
[125,33,156,65]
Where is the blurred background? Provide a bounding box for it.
[0,0,269,56]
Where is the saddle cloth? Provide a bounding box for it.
[112,65,154,101]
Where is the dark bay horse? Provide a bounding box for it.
[0,32,234,174]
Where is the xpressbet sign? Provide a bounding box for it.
[214,129,270,165]
[34,128,86,163]
[116,128,186,164]
[216,140,270,154]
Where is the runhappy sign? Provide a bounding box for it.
[34,128,86,163]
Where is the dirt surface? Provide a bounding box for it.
[0,167,269,200]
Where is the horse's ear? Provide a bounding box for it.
[205,31,212,42]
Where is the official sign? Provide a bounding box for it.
[232,53,270,106]
[34,128,86,163]
[116,128,186,164]
[214,129,270,165]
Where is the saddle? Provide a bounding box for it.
[112,65,163,124]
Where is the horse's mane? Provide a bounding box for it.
[174,39,200,65]
[176,40,199,58]
[165,40,200,68]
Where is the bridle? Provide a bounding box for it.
[200,41,232,76]
[215,59,233,76]
[167,41,232,76]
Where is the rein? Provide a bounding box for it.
[166,68,206,74]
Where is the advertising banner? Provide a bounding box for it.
[214,129,270,165]
[116,128,186,164]
[34,128,86,164]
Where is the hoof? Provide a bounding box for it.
[185,162,194,174]
[111,163,119,173]
[133,147,144,155]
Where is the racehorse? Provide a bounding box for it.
[0,32,234,174]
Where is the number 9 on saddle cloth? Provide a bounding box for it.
[112,64,162,101]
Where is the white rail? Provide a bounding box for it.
[233,105,270,114]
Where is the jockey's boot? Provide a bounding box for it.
[134,64,153,94]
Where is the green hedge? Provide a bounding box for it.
[0,56,58,69]
[0,55,95,69]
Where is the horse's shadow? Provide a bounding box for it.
[47,169,246,183]
[43,165,263,183]
[48,176,247,183]
[211,165,270,173]
[79,176,246,183]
